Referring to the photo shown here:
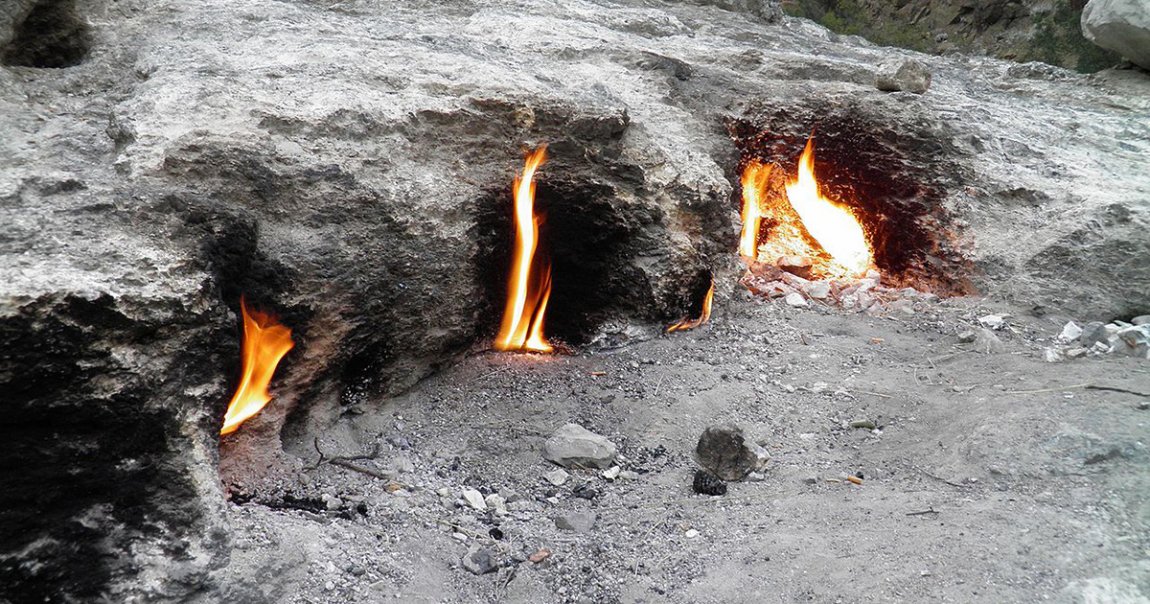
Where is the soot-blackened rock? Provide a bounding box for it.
[695,424,770,481]
[692,470,728,496]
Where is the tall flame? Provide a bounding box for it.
[221,298,295,435]
[739,161,773,259]
[667,279,715,333]
[495,146,553,353]
[784,137,872,276]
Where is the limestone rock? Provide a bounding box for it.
[542,424,618,469]
[695,425,770,481]
[875,59,932,94]
[1082,0,1150,69]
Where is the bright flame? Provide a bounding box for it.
[739,161,773,259]
[495,145,553,353]
[220,298,295,435]
[784,137,872,276]
[667,279,715,333]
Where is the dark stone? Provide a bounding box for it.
[693,470,728,496]
[461,547,498,575]
[695,424,769,481]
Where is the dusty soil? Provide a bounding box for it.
[216,291,1150,603]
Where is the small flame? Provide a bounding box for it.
[739,161,773,259]
[783,137,872,276]
[667,279,715,333]
[220,298,294,436]
[495,146,553,353]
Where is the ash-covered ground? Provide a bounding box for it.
[217,292,1149,604]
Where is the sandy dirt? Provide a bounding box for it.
[218,291,1149,604]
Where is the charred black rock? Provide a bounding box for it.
[695,424,770,481]
[692,470,728,496]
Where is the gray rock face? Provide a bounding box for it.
[875,58,933,94]
[695,425,770,481]
[543,424,618,469]
[1083,0,1150,69]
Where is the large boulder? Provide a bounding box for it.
[1082,0,1150,69]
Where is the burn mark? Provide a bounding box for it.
[728,104,975,295]
[0,294,221,602]
[1,0,91,68]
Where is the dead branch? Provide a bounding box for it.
[1004,383,1150,397]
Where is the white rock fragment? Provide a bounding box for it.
[876,58,932,93]
[784,292,808,308]
[484,494,507,515]
[978,314,1007,330]
[601,466,621,480]
[1058,321,1083,343]
[805,281,831,299]
[461,488,487,511]
[684,529,700,539]
[542,423,617,469]
[544,469,570,486]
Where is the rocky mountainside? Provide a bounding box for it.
[783,0,1124,72]
[1,0,1148,601]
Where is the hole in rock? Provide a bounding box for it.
[729,111,974,296]
[476,179,661,347]
[2,0,91,68]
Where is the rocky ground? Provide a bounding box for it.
[3,0,1150,601]
[215,291,1150,603]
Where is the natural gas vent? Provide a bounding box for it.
[729,108,975,297]
[476,179,663,347]
[2,0,91,68]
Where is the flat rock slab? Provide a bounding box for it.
[542,423,617,469]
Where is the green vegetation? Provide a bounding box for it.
[783,0,932,53]
[1025,0,1120,73]
[782,0,1120,73]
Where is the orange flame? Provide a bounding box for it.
[220,298,295,435]
[783,137,872,276]
[667,279,715,333]
[739,161,773,259]
[495,146,553,353]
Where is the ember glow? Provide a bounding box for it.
[495,146,553,353]
[739,161,773,259]
[667,279,715,333]
[783,137,872,276]
[220,298,295,436]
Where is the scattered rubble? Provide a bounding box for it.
[1044,320,1150,361]
[875,58,932,94]
[695,425,770,480]
[740,261,939,315]
[542,423,618,469]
